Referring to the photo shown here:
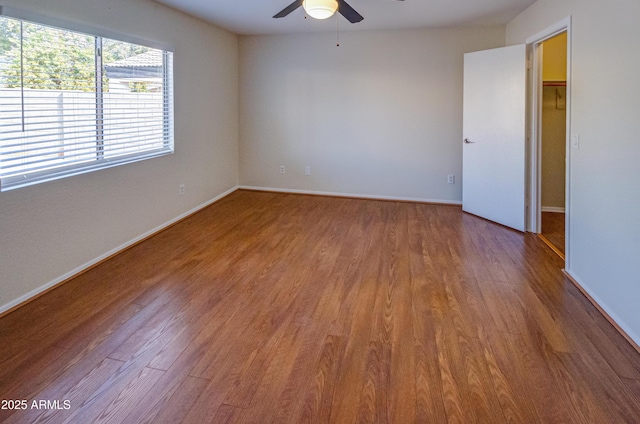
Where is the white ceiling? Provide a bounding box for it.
[153,0,536,35]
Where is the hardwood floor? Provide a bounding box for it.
[541,211,565,257]
[1,190,639,423]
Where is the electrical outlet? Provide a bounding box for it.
[305,166,311,176]
[280,165,285,174]
[179,184,185,195]
[447,174,455,184]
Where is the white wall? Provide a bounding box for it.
[0,0,239,312]
[508,0,640,345]
[239,27,505,203]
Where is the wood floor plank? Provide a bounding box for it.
[62,366,164,424]
[433,325,468,423]
[328,203,387,424]
[0,295,178,422]
[562,284,640,380]
[226,322,309,423]
[476,326,533,423]
[562,350,640,423]
[541,211,565,255]
[385,205,417,423]
[296,335,347,423]
[3,358,124,424]
[137,376,209,424]
[413,341,447,423]
[265,329,332,424]
[1,190,639,423]
[354,341,391,424]
[487,329,587,423]
[209,403,238,424]
[0,343,79,408]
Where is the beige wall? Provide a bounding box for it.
[541,86,566,210]
[508,0,640,345]
[541,33,567,211]
[238,27,505,203]
[542,32,567,81]
[0,0,239,312]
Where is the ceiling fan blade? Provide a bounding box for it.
[337,0,364,23]
[273,0,303,18]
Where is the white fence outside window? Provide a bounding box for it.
[0,88,165,176]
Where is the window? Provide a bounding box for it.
[0,10,174,191]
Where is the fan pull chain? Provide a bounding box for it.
[336,13,340,47]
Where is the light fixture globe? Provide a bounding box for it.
[303,0,338,20]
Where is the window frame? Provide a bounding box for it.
[0,6,175,191]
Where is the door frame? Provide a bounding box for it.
[526,16,572,269]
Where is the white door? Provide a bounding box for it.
[462,44,527,232]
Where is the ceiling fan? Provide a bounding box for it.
[273,0,364,23]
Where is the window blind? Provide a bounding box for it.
[0,14,174,191]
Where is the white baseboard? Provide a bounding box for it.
[0,185,239,316]
[564,268,640,351]
[238,185,462,206]
[541,206,566,213]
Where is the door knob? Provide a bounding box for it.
[464,138,475,144]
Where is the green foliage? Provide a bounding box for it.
[27,23,95,91]
[0,17,153,92]
[0,18,17,56]
[130,81,149,92]
[1,19,95,91]
[102,38,149,63]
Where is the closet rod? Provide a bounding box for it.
[543,81,566,87]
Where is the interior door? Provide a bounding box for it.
[462,44,527,232]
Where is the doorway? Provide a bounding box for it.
[539,33,567,259]
[527,17,571,265]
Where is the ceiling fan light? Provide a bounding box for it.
[303,0,339,20]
